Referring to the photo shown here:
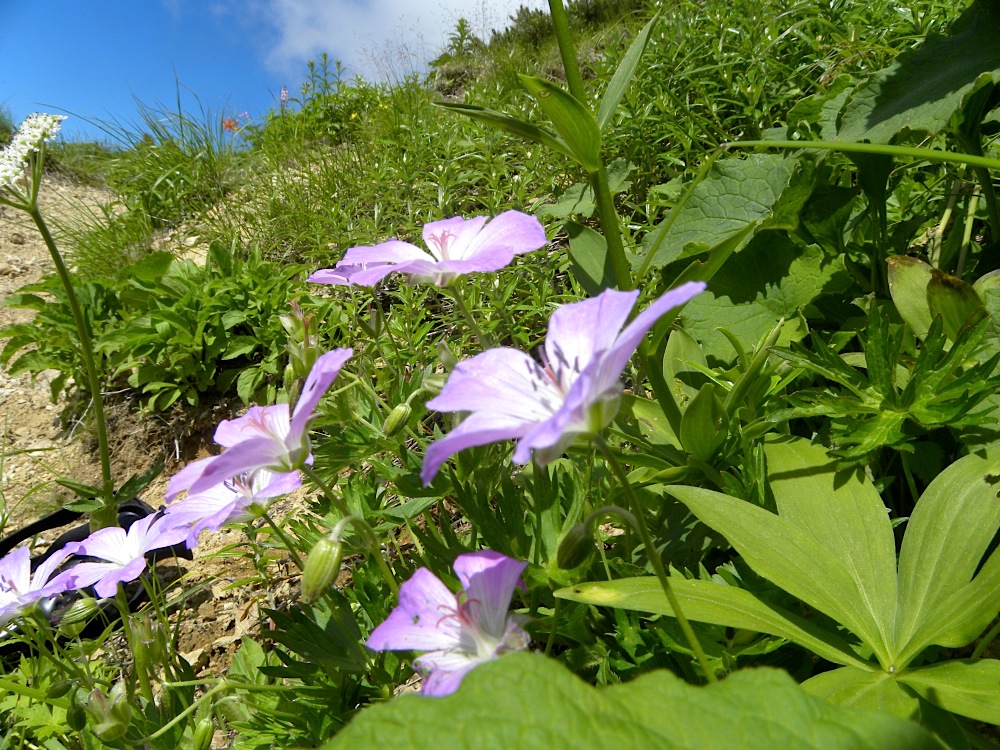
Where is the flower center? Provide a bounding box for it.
[426,229,456,261]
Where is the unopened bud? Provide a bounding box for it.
[58,595,100,637]
[83,683,131,742]
[192,716,215,750]
[66,689,86,731]
[383,403,412,437]
[301,537,343,603]
[557,523,595,569]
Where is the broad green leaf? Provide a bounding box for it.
[679,234,849,365]
[566,220,614,295]
[436,102,576,162]
[638,154,797,271]
[663,326,710,406]
[912,544,1000,653]
[618,394,681,449]
[894,443,1000,661]
[323,653,937,750]
[899,659,1000,725]
[555,576,872,670]
[926,269,988,341]
[888,256,935,337]
[764,438,897,662]
[802,668,919,718]
[667,485,889,665]
[838,1,1000,142]
[597,14,657,130]
[519,75,602,172]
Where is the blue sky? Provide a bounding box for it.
[0,0,548,143]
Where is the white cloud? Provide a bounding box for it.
[250,0,550,80]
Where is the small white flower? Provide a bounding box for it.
[1,113,65,190]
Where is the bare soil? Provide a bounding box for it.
[0,179,304,694]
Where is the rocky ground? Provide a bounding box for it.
[0,179,303,702]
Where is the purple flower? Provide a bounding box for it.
[308,211,547,288]
[62,514,190,599]
[163,468,301,548]
[421,282,706,484]
[165,348,352,501]
[367,550,529,696]
[0,546,77,627]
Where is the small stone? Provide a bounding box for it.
[0,261,14,275]
[9,233,25,245]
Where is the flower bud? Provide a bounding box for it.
[557,523,595,569]
[383,403,412,437]
[83,683,131,742]
[192,716,215,750]
[66,689,86,732]
[57,595,100,637]
[301,536,343,603]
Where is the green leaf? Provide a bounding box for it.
[802,668,919,717]
[637,153,797,272]
[888,256,935,338]
[894,443,1000,662]
[555,576,872,670]
[838,1,1000,142]
[565,220,614,295]
[679,383,727,462]
[764,438,897,662]
[323,654,937,750]
[597,14,657,130]
[667,485,890,665]
[926,269,988,341]
[899,659,1000,725]
[436,102,577,162]
[679,235,849,365]
[519,75,602,172]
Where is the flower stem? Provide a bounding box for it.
[444,285,496,348]
[27,204,114,520]
[597,439,717,683]
[260,510,305,570]
[301,465,399,598]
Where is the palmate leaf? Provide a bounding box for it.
[763,438,897,664]
[899,660,1000,726]
[555,576,872,670]
[664,484,892,667]
[893,442,1000,664]
[323,653,937,750]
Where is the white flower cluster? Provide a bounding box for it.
[0,113,66,189]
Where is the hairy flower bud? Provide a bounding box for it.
[57,595,100,637]
[383,403,412,437]
[192,716,215,750]
[557,523,595,569]
[301,536,343,603]
[83,683,131,742]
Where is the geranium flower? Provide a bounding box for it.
[163,468,301,548]
[421,282,706,484]
[307,211,547,287]
[367,550,529,696]
[0,546,77,628]
[165,348,352,501]
[62,514,190,599]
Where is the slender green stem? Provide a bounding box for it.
[547,0,585,101]
[544,594,562,657]
[444,285,496,348]
[260,510,305,570]
[27,205,114,517]
[302,466,399,598]
[597,439,717,683]
[590,165,634,290]
[301,465,350,517]
[730,139,1000,172]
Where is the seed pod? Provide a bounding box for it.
[191,716,215,750]
[301,536,344,603]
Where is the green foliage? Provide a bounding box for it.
[1,243,319,413]
[323,653,938,749]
